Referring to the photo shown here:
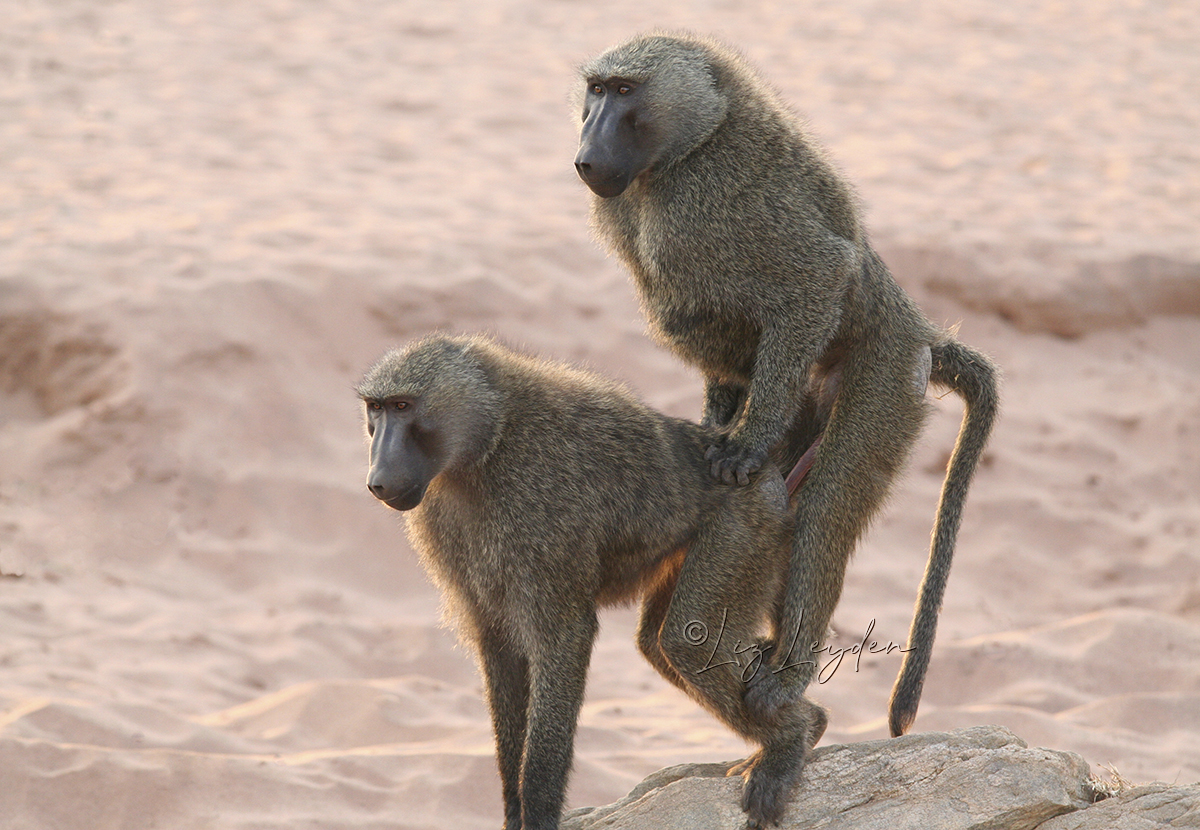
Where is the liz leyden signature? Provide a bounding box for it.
[683,609,909,684]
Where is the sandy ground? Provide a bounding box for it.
[1,1,1198,827]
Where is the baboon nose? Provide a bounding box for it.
[575,161,591,176]
[366,478,424,512]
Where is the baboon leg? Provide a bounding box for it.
[727,705,827,779]
[478,626,530,830]
[520,612,599,830]
[658,526,778,738]
[736,701,827,828]
[636,550,689,692]
[760,342,930,714]
[658,513,822,827]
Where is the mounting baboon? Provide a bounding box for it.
[575,33,999,741]
[360,334,828,830]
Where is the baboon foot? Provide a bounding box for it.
[738,740,807,828]
[725,748,762,779]
[735,703,828,828]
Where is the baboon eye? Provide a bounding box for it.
[617,84,632,95]
[590,83,604,95]
[393,401,409,411]
[368,401,383,411]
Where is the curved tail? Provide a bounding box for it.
[888,338,999,737]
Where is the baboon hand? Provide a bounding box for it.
[705,437,767,486]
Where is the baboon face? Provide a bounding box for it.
[363,397,440,511]
[574,77,657,198]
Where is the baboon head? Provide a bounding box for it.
[358,336,501,511]
[574,34,730,198]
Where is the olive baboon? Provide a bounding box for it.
[575,33,999,740]
[359,334,826,830]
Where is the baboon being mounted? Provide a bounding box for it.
[575,31,999,754]
[360,334,827,830]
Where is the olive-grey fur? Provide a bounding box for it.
[577,32,1000,761]
[359,333,828,830]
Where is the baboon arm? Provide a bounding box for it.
[701,376,747,430]
[520,614,598,829]
[709,318,837,485]
[479,631,530,830]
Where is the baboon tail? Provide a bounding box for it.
[888,338,1000,737]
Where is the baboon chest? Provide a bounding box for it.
[646,293,760,380]
[607,203,761,380]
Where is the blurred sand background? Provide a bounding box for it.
[1,1,1198,827]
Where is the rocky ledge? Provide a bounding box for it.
[563,726,1200,830]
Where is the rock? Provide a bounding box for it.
[562,725,1094,830]
[1038,783,1200,829]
